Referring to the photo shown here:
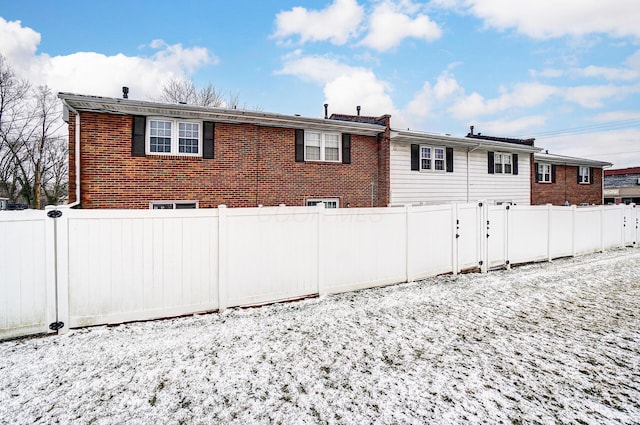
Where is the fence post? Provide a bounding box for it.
[44,208,58,334]
[405,204,412,282]
[452,203,458,275]
[481,202,488,273]
[571,205,577,257]
[547,204,552,262]
[600,206,605,253]
[46,205,70,335]
[218,205,227,312]
[317,202,326,295]
[505,204,511,270]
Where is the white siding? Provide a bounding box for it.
[390,141,531,206]
[390,142,467,205]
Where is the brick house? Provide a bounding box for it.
[531,152,611,206]
[59,93,390,209]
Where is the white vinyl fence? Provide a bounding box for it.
[1,203,638,340]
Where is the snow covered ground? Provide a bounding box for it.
[1,249,639,425]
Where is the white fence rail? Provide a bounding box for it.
[1,203,638,340]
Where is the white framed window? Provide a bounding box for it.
[147,118,202,156]
[538,163,551,183]
[420,145,446,172]
[150,201,198,209]
[579,166,590,184]
[306,198,339,208]
[494,152,513,174]
[304,131,341,162]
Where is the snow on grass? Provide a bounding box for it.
[1,249,639,424]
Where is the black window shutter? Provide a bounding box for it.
[410,144,419,171]
[512,153,518,175]
[203,121,215,159]
[342,133,351,164]
[589,167,594,185]
[534,162,539,182]
[577,167,581,184]
[295,129,304,162]
[552,164,557,183]
[487,152,494,174]
[131,115,146,157]
[446,147,454,172]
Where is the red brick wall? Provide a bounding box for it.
[69,112,387,209]
[531,163,603,205]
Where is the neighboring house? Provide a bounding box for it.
[531,152,611,206]
[604,167,640,205]
[59,93,390,209]
[386,129,540,205]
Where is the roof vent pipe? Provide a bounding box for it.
[357,105,361,116]
[122,87,129,99]
[469,125,474,135]
[324,104,328,119]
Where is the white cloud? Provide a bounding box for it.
[529,68,564,79]
[562,84,633,108]
[272,0,364,45]
[405,71,463,118]
[0,18,214,100]
[435,0,640,39]
[448,82,558,119]
[574,65,638,81]
[276,52,399,118]
[471,116,547,135]
[359,1,442,51]
[592,110,640,122]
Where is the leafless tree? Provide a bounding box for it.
[159,76,261,110]
[0,55,67,208]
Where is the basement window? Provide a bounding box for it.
[306,198,339,208]
[150,201,198,209]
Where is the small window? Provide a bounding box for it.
[306,198,339,208]
[304,131,341,162]
[579,166,590,184]
[420,145,446,172]
[538,163,551,183]
[150,201,198,209]
[147,119,202,156]
[494,153,512,174]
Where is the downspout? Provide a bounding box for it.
[466,144,481,202]
[62,101,81,208]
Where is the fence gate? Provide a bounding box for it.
[455,203,483,272]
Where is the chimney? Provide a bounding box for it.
[469,125,474,135]
[356,105,361,116]
[122,87,129,99]
[324,103,328,119]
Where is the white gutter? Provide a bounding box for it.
[61,100,81,208]
[466,144,481,202]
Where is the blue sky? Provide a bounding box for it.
[1,0,639,167]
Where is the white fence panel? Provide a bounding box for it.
[574,207,603,255]
[549,206,574,259]
[66,209,219,327]
[508,206,549,265]
[0,211,56,339]
[602,206,624,250]
[224,207,319,307]
[456,203,483,272]
[407,205,454,280]
[486,205,508,269]
[322,207,406,294]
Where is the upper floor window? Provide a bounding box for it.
[420,146,446,171]
[537,163,551,183]
[147,119,202,156]
[305,131,341,162]
[494,153,512,174]
[579,166,590,184]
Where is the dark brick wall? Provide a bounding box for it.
[531,163,603,205]
[69,112,388,209]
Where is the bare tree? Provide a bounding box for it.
[0,55,67,208]
[159,76,225,107]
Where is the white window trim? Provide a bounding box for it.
[150,200,199,209]
[304,130,341,163]
[538,163,551,183]
[420,145,446,172]
[146,118,203,157]
[306,198,339,208]
[579,166,590,184]
[494,152,513,175]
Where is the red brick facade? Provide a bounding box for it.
[530,162,604,205]
[69,111,389,209]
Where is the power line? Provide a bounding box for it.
[519,118,640,139]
